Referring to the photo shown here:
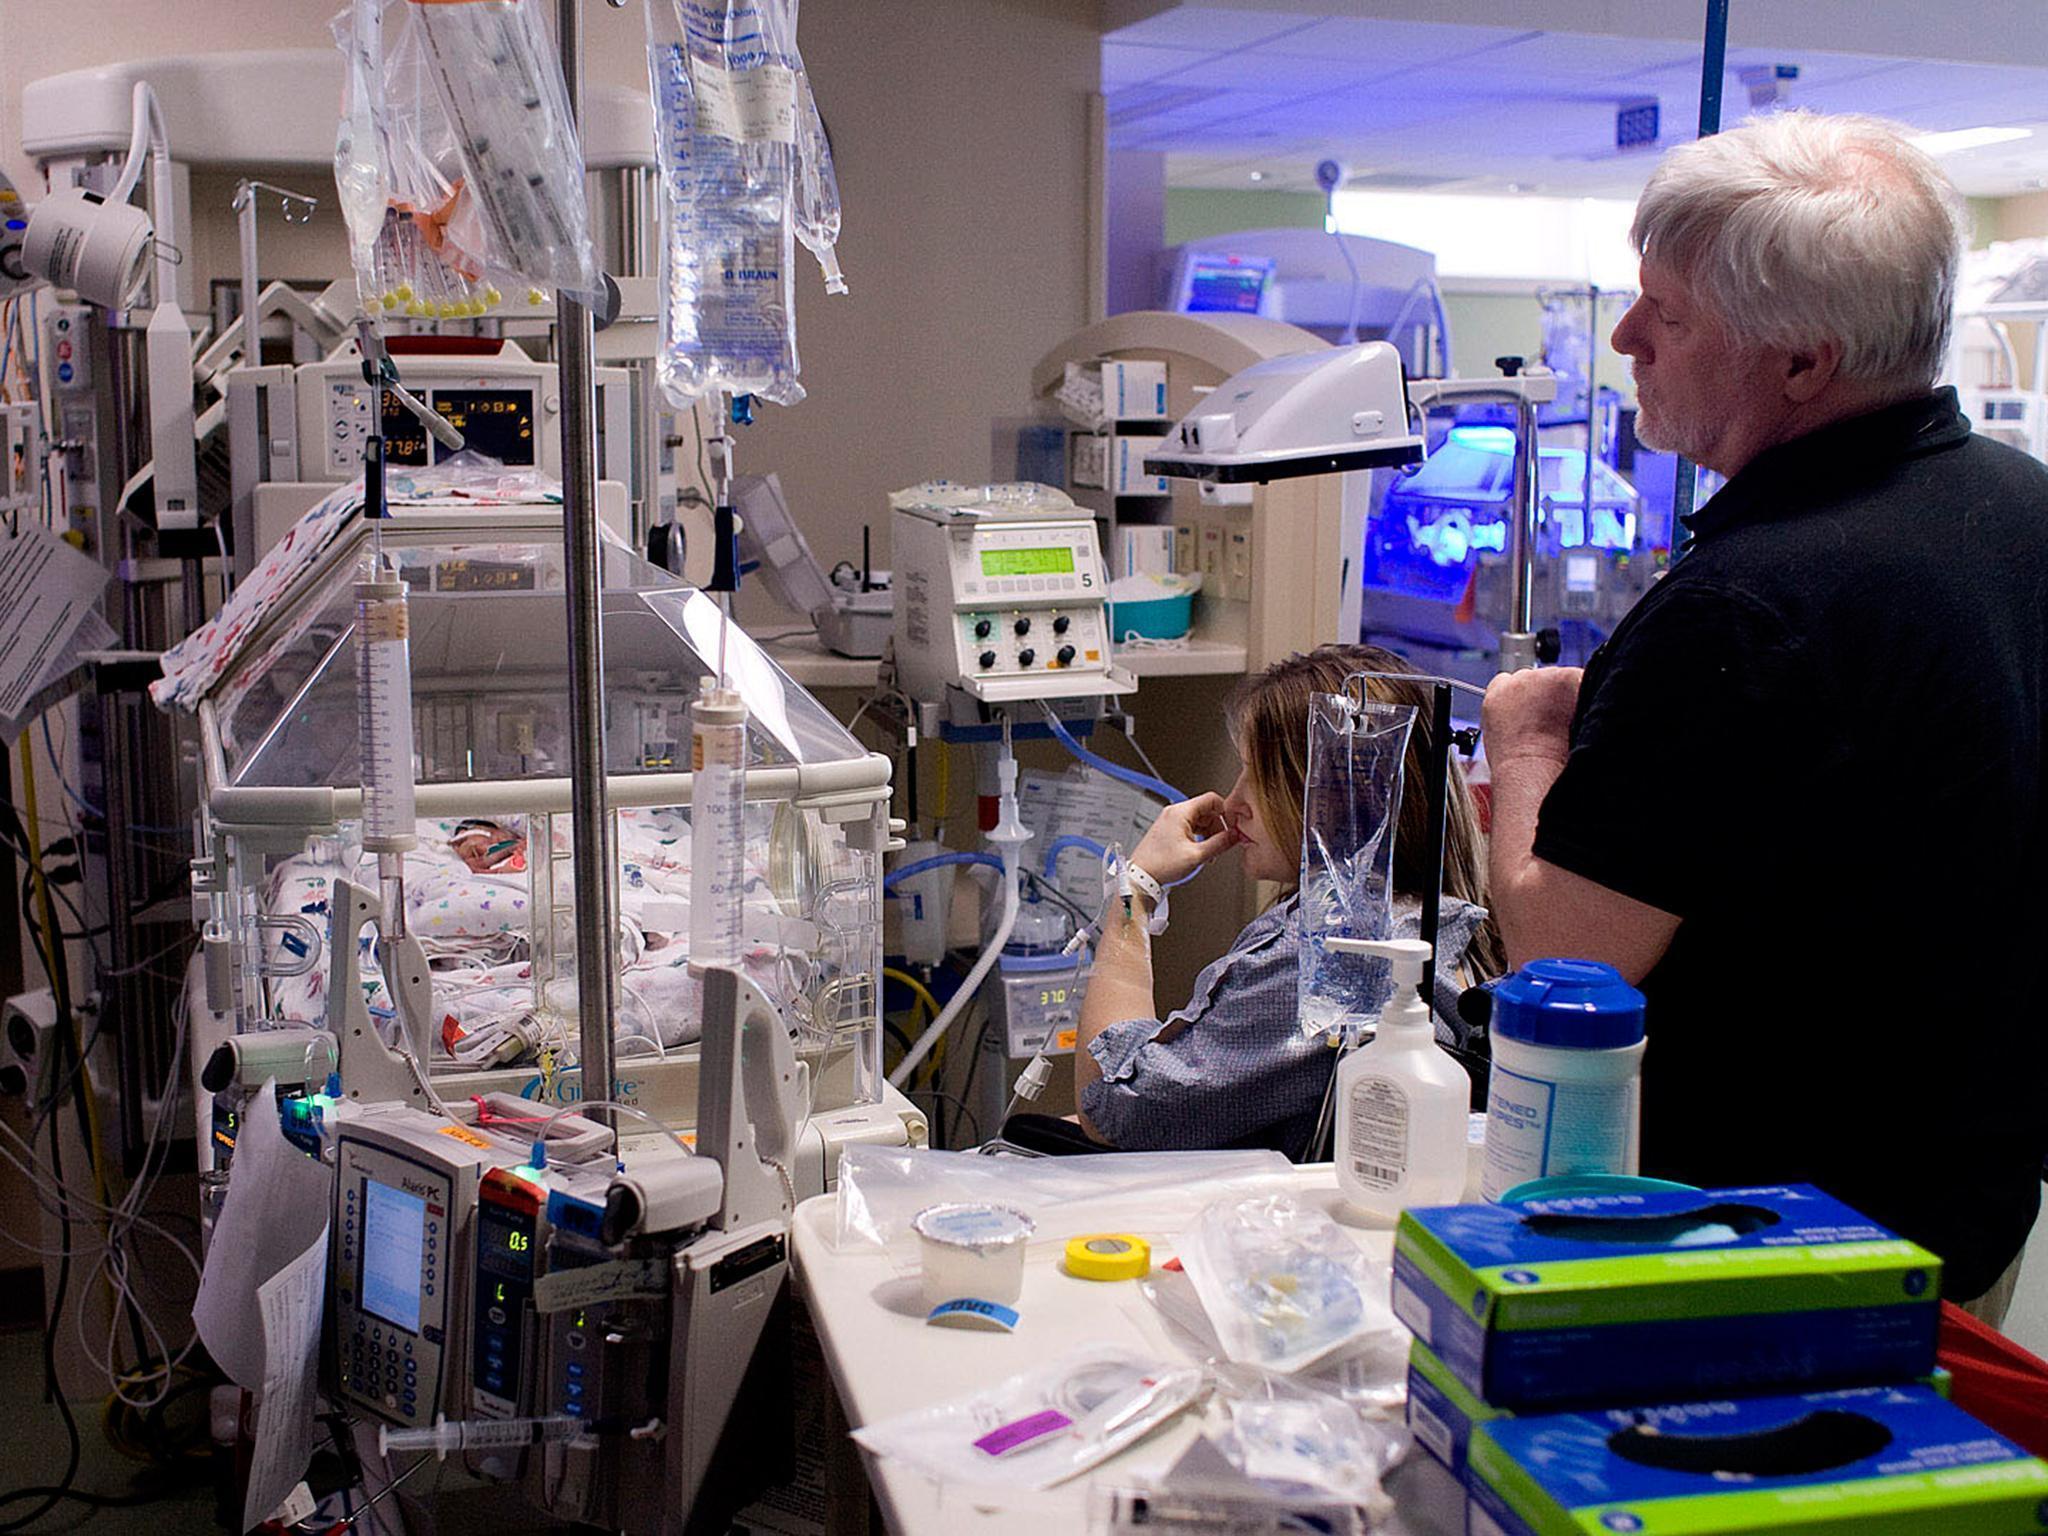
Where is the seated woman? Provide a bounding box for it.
[1073,644,1501,1158]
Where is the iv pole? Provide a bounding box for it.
[556,0,620,1126]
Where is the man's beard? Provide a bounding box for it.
[1632,389,1713,463]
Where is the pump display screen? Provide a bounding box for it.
[376,386,537,467]
[432,389,537,466]
[379,390,432,466]
[980,547,1075,577]
[360,1180,426,1334]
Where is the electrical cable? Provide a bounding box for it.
[882,966,944,1026]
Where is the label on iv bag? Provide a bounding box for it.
[687,60,798,144]
[1347,1078,1410,1190]
[1480,1064,1637,1200]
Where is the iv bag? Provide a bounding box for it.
[1297,693,1414,1043]
[408,0,603,305]
[332,0,391,297]
[645,0,844,407]
[793,73,846,294]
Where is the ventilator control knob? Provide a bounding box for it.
[1017,648,1036,668]
[1052,614,1071,635]
[1014,616,1032,636]
[1056,645,1076,667]
[973,617,992,639]
[979,650,997,670]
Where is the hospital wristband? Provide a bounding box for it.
[1123,862,1165,910]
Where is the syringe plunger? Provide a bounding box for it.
[689,679,747,972]
[356,557,418,857]
[378,1413,583,1460]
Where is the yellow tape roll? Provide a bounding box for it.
[1063,1233,1151,1281]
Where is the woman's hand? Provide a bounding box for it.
[1131,792,1242,887]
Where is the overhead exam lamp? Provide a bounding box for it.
[1144,339,1559,672]
[16,82,200,531]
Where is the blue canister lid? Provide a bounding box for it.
[1490,958,1645,1050]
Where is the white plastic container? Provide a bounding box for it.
[1480,958,1647,1201]
[1328,938,1469,1221]
[912,1202,1034,1313]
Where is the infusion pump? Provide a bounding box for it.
[892,489,1136,706]
[226,338,630,576]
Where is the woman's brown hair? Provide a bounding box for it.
[1223,644,1504,978]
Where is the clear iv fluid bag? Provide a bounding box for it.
[645,0,807,406]
[356,564,418,853]
[793,74,846,294]
[689,683,746,970]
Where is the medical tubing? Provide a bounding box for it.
[887,857,1017,1090]
[1039,706,1182,804]
[533,1097,689,1165]
[1041,835,1107,881]
[883,851,1002,891]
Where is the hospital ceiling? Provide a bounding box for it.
[1105,5,2048,199]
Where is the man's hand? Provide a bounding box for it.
[1131,792,1241,886]
[1483,666,1584,766]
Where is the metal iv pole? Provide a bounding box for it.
[1669,0,1729,545]
[556,0,619,1123]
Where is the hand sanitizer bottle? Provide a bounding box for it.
[1328,937,1470,1221]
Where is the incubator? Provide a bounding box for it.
[187,494,891,1132]
[1363,423,1662,666]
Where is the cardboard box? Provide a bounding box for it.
[1393,1185,1941,1411]
[1099,359,1168,421]
[1405,1336,1955,1495]
[1113,434,1170,496]
[1407,1337,1507,1488]
[1467,1385,2048,1536]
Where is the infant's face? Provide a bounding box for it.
[453,827,526,873]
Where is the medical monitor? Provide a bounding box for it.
[360,1179,428,1334]
[1176,252,1275,316]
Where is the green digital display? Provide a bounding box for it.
[980,546,1075,577]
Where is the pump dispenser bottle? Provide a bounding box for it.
[1328,938,1469,1220]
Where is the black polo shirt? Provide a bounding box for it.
[1533,389,2048,1300]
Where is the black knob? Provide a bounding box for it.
[1052,614,1070,635]
[973,618,992,639]
[1495,354,1525,377]
[1013,616,1031,636]
[978,650,997,670]
[1535,627,1563,665]
[1017,648,1036,667]
[1056,645,1076,667]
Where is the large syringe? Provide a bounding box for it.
[689,677,746,972]
[356,437,417,941]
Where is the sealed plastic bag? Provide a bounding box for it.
[331,0,551,316]
[834,1144,1291,1258]
[644,0,845,406]
[1137,1263,1410,1417]
[409,0,602,304]
[1296,691,1415,1043]
[851,1347,1206,1493]
[1178,1194,1404,1375]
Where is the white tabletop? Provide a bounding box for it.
[790,1164,1466,1536]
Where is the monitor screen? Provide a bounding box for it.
[360,1180,426,1334]
[980,546,1075,577]
[379,389,432,467]
[432,389,537,466]
[1183,254,1274,315]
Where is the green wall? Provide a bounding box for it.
[1164,187,1325,245]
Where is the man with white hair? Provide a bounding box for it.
[1483,111,2047,1318]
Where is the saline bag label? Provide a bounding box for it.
[1347,1077,1410,1190]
